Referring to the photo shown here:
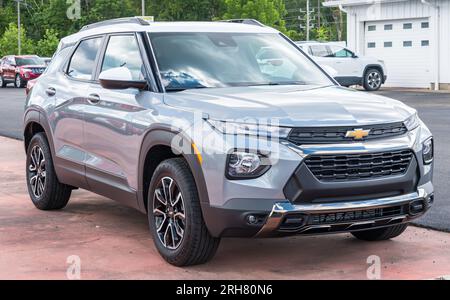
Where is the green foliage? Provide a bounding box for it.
[36,29,59,57]
[222,0,289,33]
[0,23,34,56]
[0,0,345,57]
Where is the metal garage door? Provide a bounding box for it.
[364,18,432,88]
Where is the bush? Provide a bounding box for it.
[0,23,34,57]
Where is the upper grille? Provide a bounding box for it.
[287,122,407,145]
[304,150,414,182]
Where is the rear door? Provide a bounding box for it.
[46,36,104,189]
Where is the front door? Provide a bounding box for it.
[83,33,148,208]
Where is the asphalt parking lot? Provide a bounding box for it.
[0,86,449,279]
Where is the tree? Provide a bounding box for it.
[36,29,59,57]
[222,0,289,34]
[0,23,34,57]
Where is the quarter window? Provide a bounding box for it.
[403,23,412,29]
[100,35,145,81]
[384,24,393,30]
[67,37,102,80]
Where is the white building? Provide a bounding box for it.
[323,0,449,90]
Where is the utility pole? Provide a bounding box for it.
[141,0,145,16]
[306,0,310,41]
[17,0,21,55]
[317,0,321,29]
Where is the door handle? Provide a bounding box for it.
[45,87,56,97]
[87,94,100,105]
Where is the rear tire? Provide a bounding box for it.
[147,158,220,266]
[351,224,408,241]
[26,133,72,210]
[363,68,383,91]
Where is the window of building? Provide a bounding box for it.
[384,24,393,30]
[421,22,429,28]
[368,25,376,31]
[367,42,376,48]
[403,23,412,29]
[421,40,430,47]
[403,41,412,47]
[384,42,393,48]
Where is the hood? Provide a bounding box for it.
[163,85,415,127]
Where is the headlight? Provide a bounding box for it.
[423,137,434,164]
[207,119,291,138]
[226,151,270,179]
[404,113,420,131]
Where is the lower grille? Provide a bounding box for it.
[304,150,414,182]
[307,206,403,226]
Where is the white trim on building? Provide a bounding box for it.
[324,0,449,90]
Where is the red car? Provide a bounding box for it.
[0,55,46,88]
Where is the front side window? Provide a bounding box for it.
[329,46,352,57]
[100,35,145,81]
[67,37,102,80]
[149,32,333,91]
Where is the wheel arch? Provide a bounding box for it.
[137,128,210,215]
[363,64,385,83]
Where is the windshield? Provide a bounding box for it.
[149,32,333,91]
[16,57,44,66]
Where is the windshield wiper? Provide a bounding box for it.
[165,86,209,92]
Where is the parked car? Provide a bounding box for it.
[296,42,387,91]
[0,55,46,88]
[24,18,434,266]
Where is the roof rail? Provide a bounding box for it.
[80,17,150,31]
[220,19,265,27]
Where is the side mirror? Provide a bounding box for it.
[99,67,147,90]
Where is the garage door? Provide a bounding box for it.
[364,18,432,88]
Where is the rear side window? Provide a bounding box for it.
[309,45,331,57]
[100,35,145,81]
[67,37,102,80]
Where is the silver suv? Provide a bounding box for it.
[24,18,434,266]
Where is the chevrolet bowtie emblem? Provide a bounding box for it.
[345,128,370,140]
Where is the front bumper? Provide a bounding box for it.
[256,188,433,237]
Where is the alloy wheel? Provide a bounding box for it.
[367,71,381,89]
[15,75,21,88]
[153,176,186,250]
[28,145,46,198]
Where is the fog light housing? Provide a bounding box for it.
[423,138,434,164]
[226,151,270,179]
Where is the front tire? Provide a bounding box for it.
[363,68,383,91]
[351,224,408,241]
[26,133,72,210]
[147,158,220,266]
[15,74,25,88]
[0,75,6,88]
